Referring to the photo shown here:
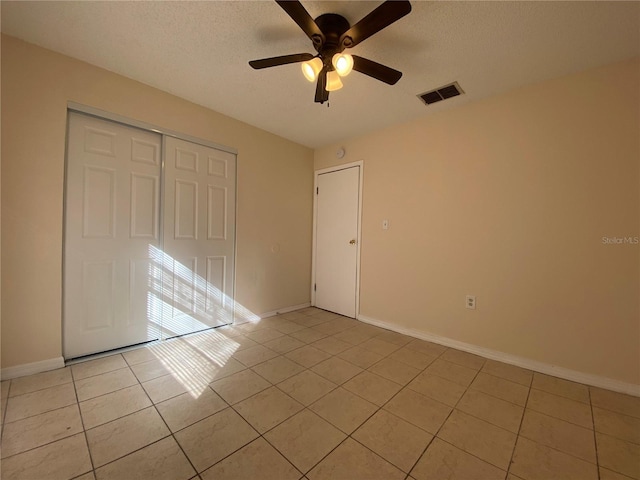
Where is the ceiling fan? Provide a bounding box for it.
[249,0,412,104]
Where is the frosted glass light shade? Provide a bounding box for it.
[301,58,323,82]
[332,53,353,77]
[326,71,343,91]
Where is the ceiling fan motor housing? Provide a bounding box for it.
[314,13,350,66]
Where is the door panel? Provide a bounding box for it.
[207,186,227,240]
[162,136,236,338]
[130,174,159,239]
[65,112,162,358]
[315,166,360,318]
[81,260,115,329]
[206,255,226,313]
[175,180,198,239]
[82,166,116,238]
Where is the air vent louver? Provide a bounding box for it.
[418,82,464,105]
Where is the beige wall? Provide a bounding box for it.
[1,35,314,368]
[2,33,638,386]
[316,58,640,385]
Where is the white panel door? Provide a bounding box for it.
[162,136,236,338]
[315,166,360,317]
[64,112,162,358]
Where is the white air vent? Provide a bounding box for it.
[418,82,464,105]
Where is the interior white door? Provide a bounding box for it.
[315,166,360,317]
[64,112,162,358]
[161,136,236,338]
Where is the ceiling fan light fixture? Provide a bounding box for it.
[332,53,353,76]
[326,70,343,91]
[301,57,323,82]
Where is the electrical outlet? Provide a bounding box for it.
[466,295,476,310]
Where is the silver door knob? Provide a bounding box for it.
[349,239,356,245]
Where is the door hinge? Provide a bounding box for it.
[316,187,319,195]
[314,283,316,291]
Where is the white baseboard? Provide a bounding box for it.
[1,356,66,380]
[231,302,313,324]
[357,314,640,397]
[259,302,311,319]
[232,301,311,324]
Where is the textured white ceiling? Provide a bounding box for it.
[2,1,639,148]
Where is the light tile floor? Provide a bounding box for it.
[1,307,639,480]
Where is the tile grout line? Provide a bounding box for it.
[199,408,304,479]
[410,359,498,475]
[77,359,157,477]
[5,378,75,402]
[73,358,136,384]
[1,379,13,438]
[257,407,323,477]
[197,338,342,478]
[222,318,478,477]
[585,401,640,421]
[506,369,534,478]
[588,387,602,480]
[222,329,437,478]
[511,429,606,469]
[83,367,212,477]
[197,320,347,478]
[1,381,97,463]
[71,365,97,479]
[508,395,607,468]
[417,357,537,476]
[515,405,596,432]
[0,403,89,458]
[151,396,203,479]
[337,343,453,478]
[466,370,530,406]
[336,347,479,478]
[524,388,600,430]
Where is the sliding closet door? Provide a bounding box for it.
[64,112,162,358]
[161,136,236,338]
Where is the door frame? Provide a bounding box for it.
[311,160,364,317]
[67,102,238,155]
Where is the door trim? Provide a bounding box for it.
[67,101,238,155]
[311,161,364,317]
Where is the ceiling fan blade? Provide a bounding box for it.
[249,53,314,69]
[352,55,402,85]
[315,68,329,103]
[340,0,411,49]
[275,0,325,47]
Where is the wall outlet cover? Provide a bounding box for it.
[466,295,476,309]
